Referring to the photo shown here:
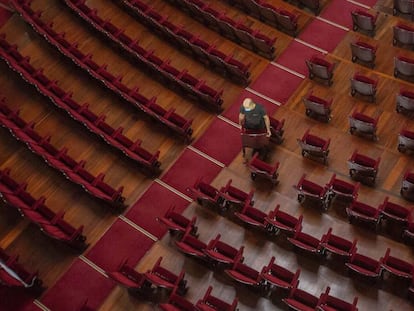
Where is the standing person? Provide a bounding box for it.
[239,98,271,137]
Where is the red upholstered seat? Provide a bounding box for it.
[204,234,244,266]
[379,196,411,224]
[320,228,357,258]
[195,286,238,311]
[306,55,335,85]
[224,261,262,288]
[346,252,383,280]
[260,256,300,290]
[318,287,359,311]
[186,178,222,211]
[247,153,279,185]
[234,203,267,229]
[401,90,414,101]
[265,204,303,235]
[282,285,320,311]
[218,179,254,210]
[295,174,329,210]
[107,263,145,290]
[144,257,188,294]
[157,205,197,236]
[381,248,414,279]
[175,227,207,260]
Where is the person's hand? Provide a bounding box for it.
[267,129,272,137]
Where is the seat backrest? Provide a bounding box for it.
[198,181,218,198]
[330,176,358,194]
[291,287,319,307]
[353,253,379,271]
[245,205,267,222]
[182,232,206,249]
[395,0,414,14]
[353,152,377,168]
[383,248,413,273]
[352,201,377,217]
[396,56,414,75]
[250,155,273,172]
[301,178,324,195]
[351,41,376,62]
[382,198,410,218]
[324,294,357,311]
[296,231,320,248]
[235,262,260,280]
[276,9,298,30]
[351,73,378,95]
[276,209,299,228]
[270,263,295,282]
[153,265,178,283]
[394,24,414,44]
[328,234,354,251]
[215,240,238,258]
[353,10,376,28]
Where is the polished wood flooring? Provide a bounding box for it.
[0,0,414,310]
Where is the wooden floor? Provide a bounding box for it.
[1,0,414,310]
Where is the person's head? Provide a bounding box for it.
[243,98,255,111]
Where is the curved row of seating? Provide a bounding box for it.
[107,256,189,299]
[11,1,194,139]
[349,11,414,83]
[0,97,127,210]
[220,0,300,37]
[162,217,364,310]
[0,34,163,176]
[0,39,193,145]
[160,284,239,311]
[246,135,379,188]
[182,178,414,302]
[107,255,240,310]
[237,128,413,246]
[186,174,413,257]
[166,0,277,59]
[116,0,251,86]
[55,0,224,111]
[228,0,320,16]
[0,168,88,251]
[295,172,414,246]
[0,246,43,291]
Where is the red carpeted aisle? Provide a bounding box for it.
[125,182,191,239]
[249,64,304,104]
[160,148,223,194]
[298,19,347,52]
[41,259,114,311]
[0,286,38,311]
[276,40,323,76]
[320,0,361,29]
[21,304,43,311]
[85,218,154,272]
[192,118,242,166]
